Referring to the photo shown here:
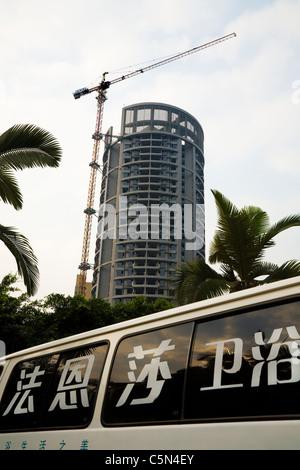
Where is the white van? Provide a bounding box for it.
[0,277,299,450]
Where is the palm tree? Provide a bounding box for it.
[172,190,300,304]
[0,124,62,295]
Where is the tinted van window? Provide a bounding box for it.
[0,342,108,431]
[103,323,194,425]
[185,299,300,421]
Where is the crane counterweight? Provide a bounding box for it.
[73,87,90,99]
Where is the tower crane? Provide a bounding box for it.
[74,32,236,297]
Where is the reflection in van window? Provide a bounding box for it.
[185,299,300,421]
[103,323,194,425]
[0,342,108,431]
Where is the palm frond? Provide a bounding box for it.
[245,206,270,236]
[191,278,231,302]
[0,124,62,170]
[219,263,238,282]
[250,261,279,280]
[0,224,39,296]
[170,259,231,305]
[0,124,62,209]
[264,215,300,243]
[211,189,240,232]
[263,260,300,283]
[0,168,23,209]
[209,193,265,279]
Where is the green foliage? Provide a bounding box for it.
[0,225,39,297]
[0,124,62,210]
[0,274,174,355]
[0,274,40,353]
[171,190,300,305]
[0,123,62,295]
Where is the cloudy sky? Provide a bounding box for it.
[0,0,299,299]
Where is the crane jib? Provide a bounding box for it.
[73,33,236,99]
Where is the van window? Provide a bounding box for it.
[0,342,108,432]
[102,323,194,425]
[185,299,300,421]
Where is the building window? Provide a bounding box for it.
[0,343,108,431]
[137,125,149,132]
[187,121,195,132]
[125,110,134,124]
[137,109,151,121]
[154,109,168,121]
[102,323,193,425]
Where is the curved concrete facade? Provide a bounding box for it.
[92,102,205,304]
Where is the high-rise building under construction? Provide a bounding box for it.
[92,102,205,304]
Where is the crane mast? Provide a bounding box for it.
[74,32,236,297]
[77,84,106,296]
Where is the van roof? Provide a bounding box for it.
[1,276,299,361]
